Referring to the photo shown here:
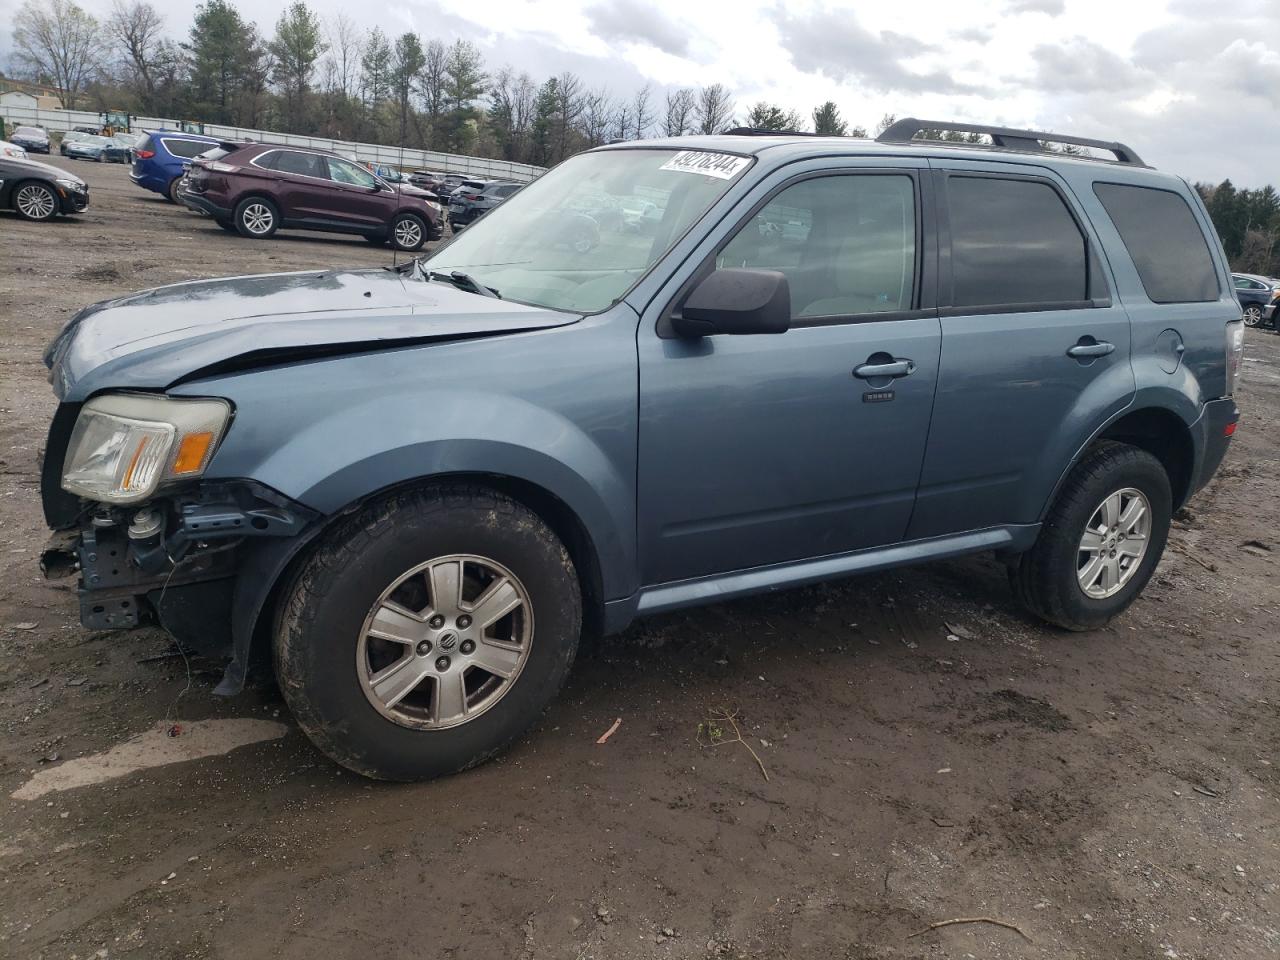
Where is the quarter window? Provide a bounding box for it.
[162,138,211,159]
[1093,183,1219,303]
[717,175,917,319]
[947,176,1088,307]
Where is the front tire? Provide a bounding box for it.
[234,196,279,239]
[275,484,582,781]
[389,212,426,251]
[1010,442,1171,631]
[13,181,59,221]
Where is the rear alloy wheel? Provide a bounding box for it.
[235,197,279,239]
[390,212,427,252]
[1243,304,1264,327]
[13,182,58,221]
[166,176,184,204]
[1010,442,1171,631]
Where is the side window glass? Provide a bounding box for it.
[948,176,1088,307]
[328,158,377,187]
[1232,277,1250,289]
[274,151,325,178]
[716,175,917,319]
[254,150,280,170]
[163,139,207,159]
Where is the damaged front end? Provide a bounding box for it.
[40,396,318,695]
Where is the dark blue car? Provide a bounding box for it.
[129,130,220,203]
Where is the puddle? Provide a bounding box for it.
[11,718,290,800]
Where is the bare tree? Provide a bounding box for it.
[12,0,104,109]
[695,82,734,134]
[631,83,653,140]
[324,12,362,100]
[106,0,167,107]
[611,102,632,142]
[580,86,614,147]
[663,87,695,137]
[416,38,447,142]
[554,71,584,161]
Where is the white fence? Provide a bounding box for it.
[0,104,546,183]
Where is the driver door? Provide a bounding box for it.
[637,161,941,585]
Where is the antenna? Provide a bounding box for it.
[392,133,406,269]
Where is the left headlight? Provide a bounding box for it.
[62,394,232,504]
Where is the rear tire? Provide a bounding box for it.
[274,484,582,781]
[166,176,183,204]
[1243,304,1264,327]
[234,196,279,239]
[1010,442,1171,631]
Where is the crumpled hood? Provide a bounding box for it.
[44,266,578,401]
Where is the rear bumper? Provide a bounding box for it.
[1188,397,1239,498]
[184,192,232,219]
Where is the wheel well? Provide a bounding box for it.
[1095,408,1195,508]
[250,472,607,660]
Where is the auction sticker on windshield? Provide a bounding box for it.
[660,151,751,180]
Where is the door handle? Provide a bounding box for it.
[853,359,915,380]
[1066,340,1115,359]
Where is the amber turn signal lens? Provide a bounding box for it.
[172,431,215,474]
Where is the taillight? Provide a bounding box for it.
[136,149,155,159]
[1225,319,1244,396]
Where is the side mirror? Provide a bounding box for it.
[671,268,791,337]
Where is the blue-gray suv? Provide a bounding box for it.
[39,119,1243,780]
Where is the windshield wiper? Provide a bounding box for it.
[427,270,501,299]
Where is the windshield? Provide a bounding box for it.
[423,148,752,312]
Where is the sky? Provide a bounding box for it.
[2,0,1279,185]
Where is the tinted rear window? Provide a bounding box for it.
[262,150,326,178]
[1093,183,1219,304]
[948,176,1087,307]
[163,138,211,159]
[137,134,155,153]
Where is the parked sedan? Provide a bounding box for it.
[8,126,50,154]
[60,130,92,155]
[101,135,139,163]
[0,155,88,220]
[64,135,113,161]
[1231,273,1279,329]
[448,181,521,229]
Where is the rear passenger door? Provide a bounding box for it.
[257,149,332,223]
[906,161,1136,540]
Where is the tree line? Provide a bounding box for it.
[1195,181,1280,278]
[7,0,896,166]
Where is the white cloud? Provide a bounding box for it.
[0,0,1275,185]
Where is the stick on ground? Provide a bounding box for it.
[907,917,1032,942]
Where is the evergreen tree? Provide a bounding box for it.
[811,101,847,136]
[389,31,425,144]
[184,0,257,123]
[269,1,325,132]
[744,101,802,132]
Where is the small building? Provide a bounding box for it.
[0,90,38,108]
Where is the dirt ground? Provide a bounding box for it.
[1,156,1279,960]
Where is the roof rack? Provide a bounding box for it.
[875,117,1146,166]
[722,126,817,137]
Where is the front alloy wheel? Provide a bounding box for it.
[275,484,582,781]
[357,554,533,729]
[390,213,426,251]
[14,182,58,221]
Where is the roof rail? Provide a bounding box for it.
[722,126,817,137]
[875,117,1146,166]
